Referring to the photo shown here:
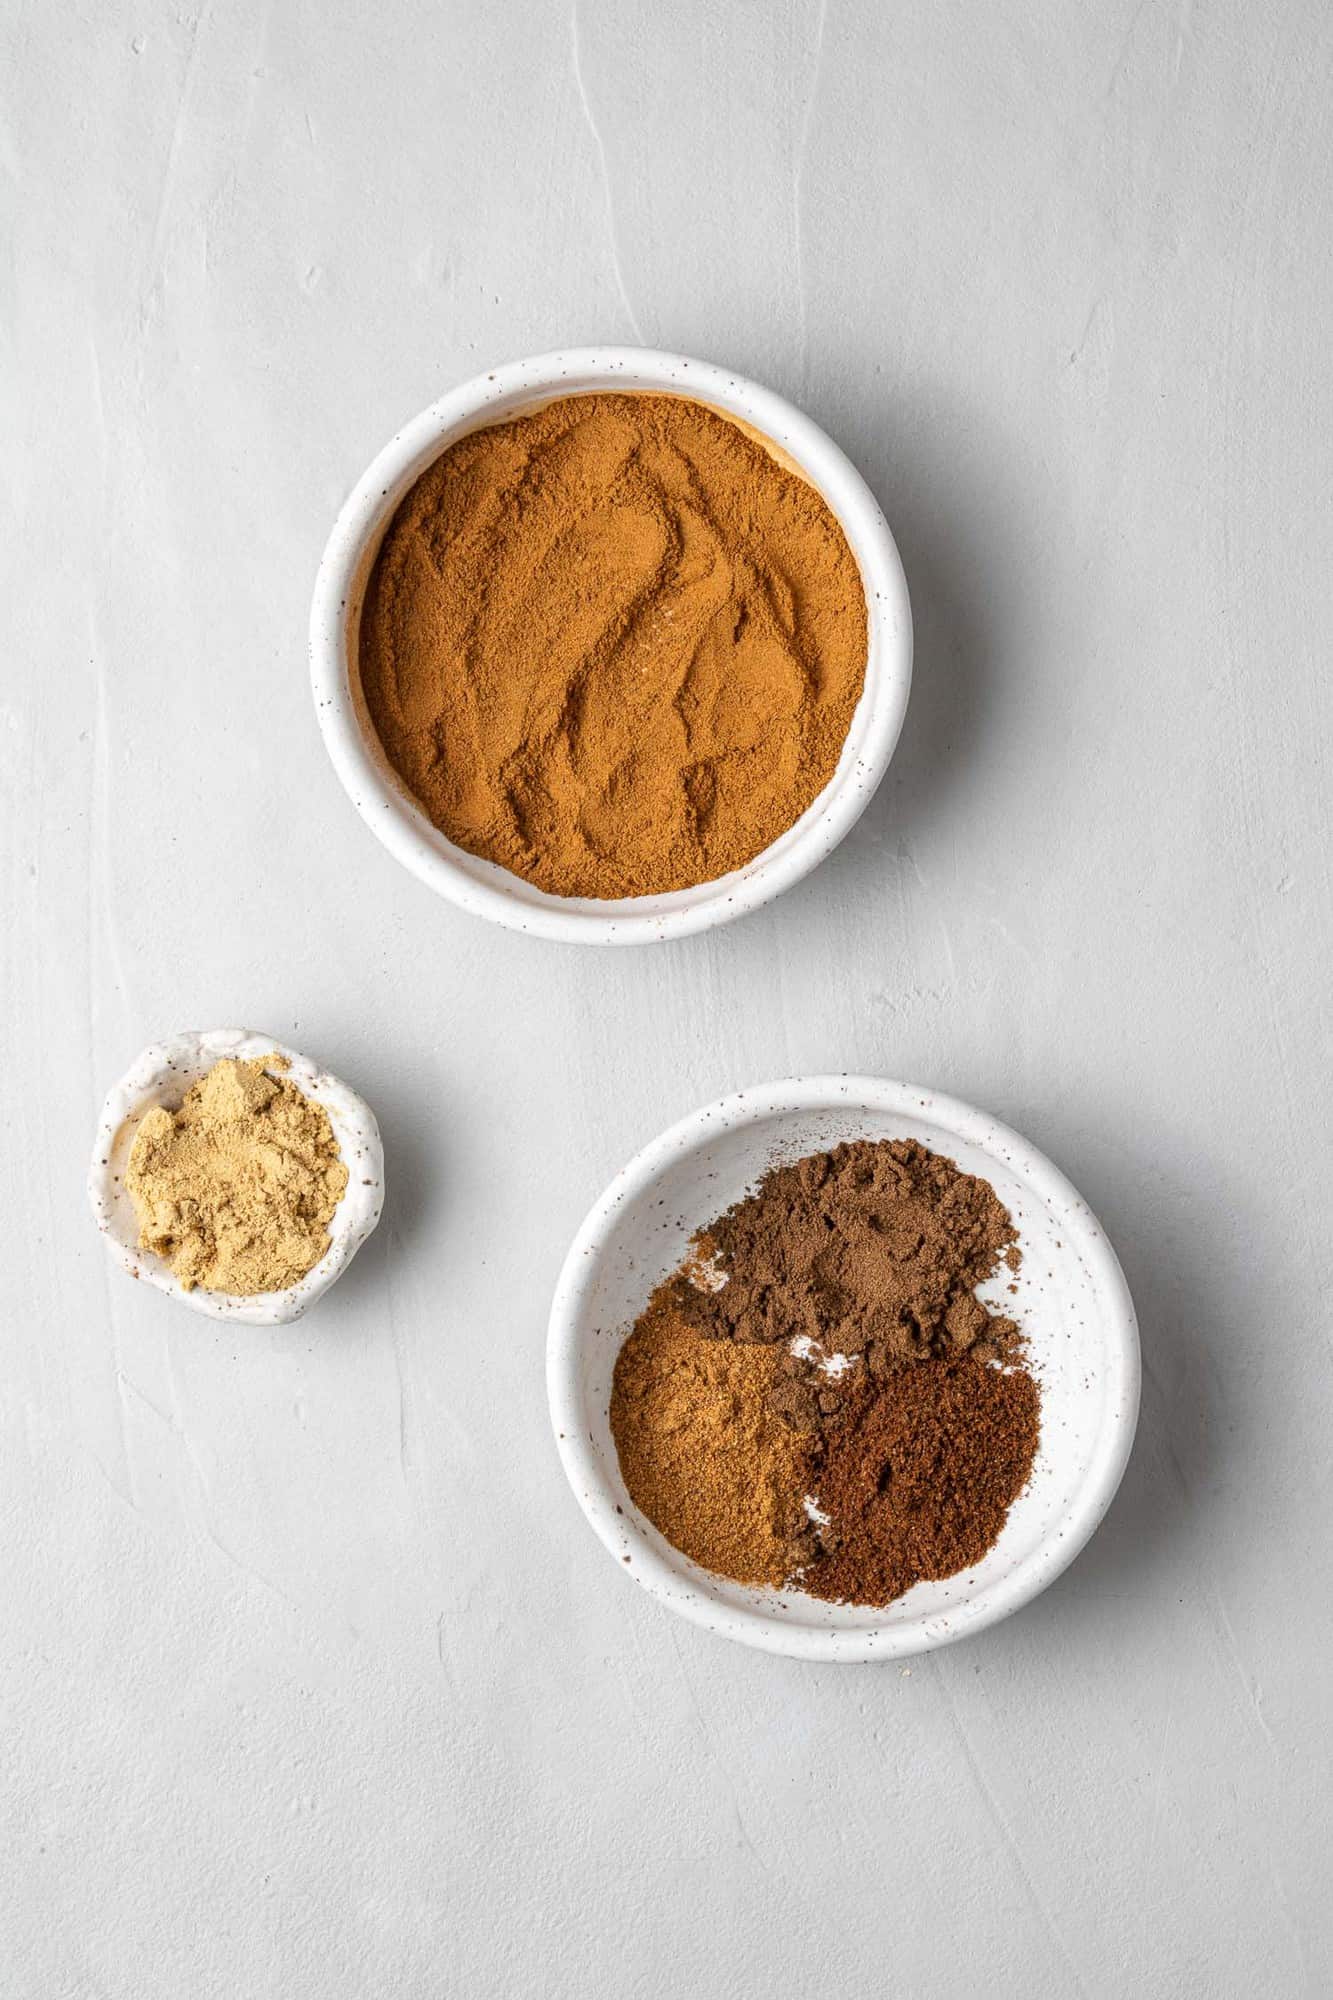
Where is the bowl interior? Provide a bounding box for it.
[556,1089,1137,1651]
[322,356,910,936]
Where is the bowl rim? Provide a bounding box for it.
[310,346,912,945]
[547,1074,1141,1662]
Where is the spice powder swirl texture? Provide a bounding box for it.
[358,392,869,899]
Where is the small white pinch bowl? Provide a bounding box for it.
[311,347,912,945]
[548,1077,1140,1662]
[88,1029,384,1326]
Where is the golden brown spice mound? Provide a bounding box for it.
[610,1300,817,1588]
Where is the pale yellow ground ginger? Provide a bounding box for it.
[125,1057,348,1295]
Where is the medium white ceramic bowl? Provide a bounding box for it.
[88,1029,384,1326]
[311,348,912,945]
[548,1076,1139,1662]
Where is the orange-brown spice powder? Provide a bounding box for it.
[358,392,868,899]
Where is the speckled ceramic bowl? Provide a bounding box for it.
[548,1076,1139,1662]
[311,348,912,945]
[88,1029,384,1326]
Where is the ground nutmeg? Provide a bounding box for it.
[611,1296,817,1589]
[359,392,868,899]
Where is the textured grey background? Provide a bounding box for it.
[3,2,1330,1994]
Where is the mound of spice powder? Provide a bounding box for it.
[125,1057,347,1295]
[611,1298,817,1588]
[608,1139,1041,1608]
[358,391,867,899]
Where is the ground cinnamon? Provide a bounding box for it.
[358,392,867,899]
[609,1139,1041,1608]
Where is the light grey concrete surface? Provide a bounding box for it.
[3,3,1330,1994]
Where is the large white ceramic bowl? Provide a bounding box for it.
[88,1029,384,1326]
[311,348,912,945]
[548,1076,1139,1661]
